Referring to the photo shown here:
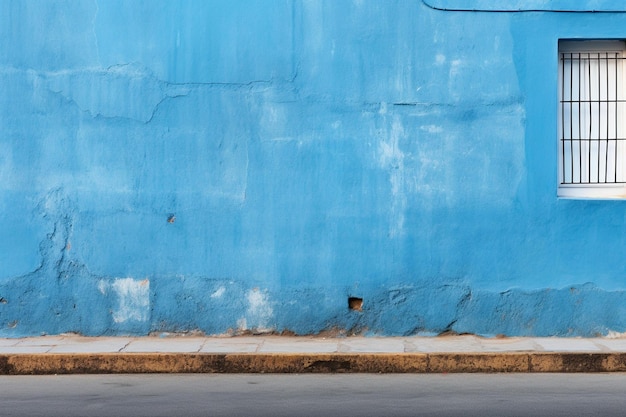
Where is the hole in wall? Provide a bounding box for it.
[167,214,176,223]
[348,297,363,311]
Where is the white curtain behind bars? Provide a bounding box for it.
[560,51,624,184]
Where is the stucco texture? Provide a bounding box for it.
[2,0,626,337]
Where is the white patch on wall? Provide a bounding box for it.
[97,280,107,295]
[420,125,443,134]
[450,59,463,72]
[448,59,464,101]
[245,288,274,331]
[237,317,248,331]
[435,54,446,65]
[378,117,407,238]
[99,278,150,323]
[211,286,226,299]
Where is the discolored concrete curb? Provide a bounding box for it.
[3,352,626,374]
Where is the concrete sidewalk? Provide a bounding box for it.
[2,334,626,374]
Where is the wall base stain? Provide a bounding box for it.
[1,274,624,337]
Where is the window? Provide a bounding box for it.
[558,40,626,198]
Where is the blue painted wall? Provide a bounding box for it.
[2,0,626,337]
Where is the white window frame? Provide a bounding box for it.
[558,40,626,199]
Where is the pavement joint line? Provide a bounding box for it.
[592,341,607,352]
[118,340,132,353]
[196,339,207,353]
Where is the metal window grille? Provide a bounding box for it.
[559,51,626,185]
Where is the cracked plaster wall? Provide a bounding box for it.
[2,1,626,337]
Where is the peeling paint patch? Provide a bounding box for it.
[211,287,226,299]
[97,280,107,295]
[100,278,150,323]
[44,65,168,123]
[237,317,248,331]
[245,288,273,331]
[420,125,443,134]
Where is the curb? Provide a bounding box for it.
[2,352,626,374]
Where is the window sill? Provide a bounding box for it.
[423,0,626,12]
[558,185,626,199]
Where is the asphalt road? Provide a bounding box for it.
[1,373,625,417]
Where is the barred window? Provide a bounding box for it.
[558,40,626,198]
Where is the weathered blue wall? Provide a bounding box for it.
[2,0,626,337]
